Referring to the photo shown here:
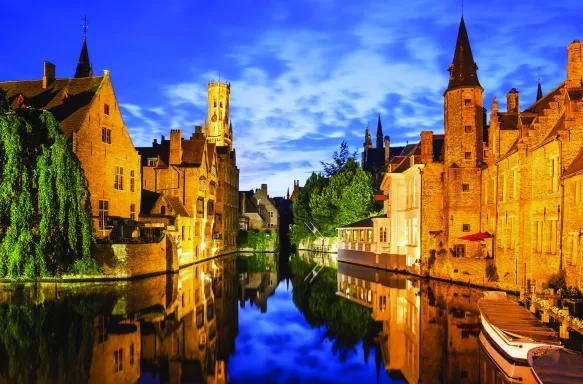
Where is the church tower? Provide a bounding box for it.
[207,79,232,149]
[443,17,485,252]
[75,17,92,78]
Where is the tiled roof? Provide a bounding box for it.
[400,144,417,156]
[543,115,565,143]
[0,76,104,136]
[499,113,519,130]
[140,190,162,215]
[181,140,206,166]
[524,82,564,114]
[446,17,481,91]
[165,195,190,217]
[564,147,583,178]
[337,215,387,229]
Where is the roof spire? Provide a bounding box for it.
[75,16,92,78]
[376,113,383,148]
[446,17,481,92]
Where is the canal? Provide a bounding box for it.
[0,251,580,383]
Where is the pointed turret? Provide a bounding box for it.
[363,128,372,149]
[536,81,543,101]
[376,113,383,148]
[446,17,481,92]
[74,36,92,78]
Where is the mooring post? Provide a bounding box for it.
[560,307,570,339]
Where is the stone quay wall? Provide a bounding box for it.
[298,237,338,253]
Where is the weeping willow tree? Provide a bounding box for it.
[0,90,97,278]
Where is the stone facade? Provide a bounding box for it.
[379,19,583,291]
[239,184,279,230]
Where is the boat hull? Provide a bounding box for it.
[479,331,537,384]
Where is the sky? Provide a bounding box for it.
[2,0,583,196]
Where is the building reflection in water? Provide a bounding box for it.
[0,255,239,384]
[237,253,278,313]
[335,262,491,384]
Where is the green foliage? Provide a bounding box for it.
[485,263,498,282]
[237,230,276,252]
[240,253,276,273]
[546,269,567,291]
[0,97,97,279]
[290,256,375,360]
[558,286,583,300]
[290,149,375,245]
[320,141,358,177]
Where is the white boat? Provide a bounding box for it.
[528,346,583,384]
[477,291,562,362]
[479,331,537,383]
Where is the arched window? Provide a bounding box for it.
[220,101,223,108]
[161,206,166,215]
[214,100,217,108]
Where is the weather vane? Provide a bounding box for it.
[538,66,541,82]
[82,15,88,37]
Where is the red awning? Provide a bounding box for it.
[374,195,387,201]
[458,232,493,241]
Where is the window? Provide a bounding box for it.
[98,316,108,343]
[367,229,372,242]
[114,166,124,190]
[502,173,507,201]
[182,226,185,240]
[509,217,514,249]
[220,101,223,108]
[130,170,135,192]
[462,224,470,232]
[130,204,135,221]
[114,348,123,373]
[380,226,387,243]
[147,158,157,166]
[512,168,519,200]
[269,211,274,218]
[379,296,387,312]
[197,198,204,214]
[199,177,206,191]
[98,200,108,229]
[464,99,472,106]
[209,182,215,195]
[207,201,214,216]
[536,220,543,252]
[550,219,557,254]
[464,152,471,160]
[130,343,134,366]
[161,205,166,215]
[213,100,217,108]
[462,183,470,192]
[464,125,472,133]
[455,244,466,257]
[101,127,111,144]
[207,300,214,320]
[484,149,489,158]
[104,104,110,115]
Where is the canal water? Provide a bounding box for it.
[0,251,580,384]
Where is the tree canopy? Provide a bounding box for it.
[0,91,97,279]
[290,142,376,245]
[320,140,358,177]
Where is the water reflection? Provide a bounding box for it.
[0,252,570,383]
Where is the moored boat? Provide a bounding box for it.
[478,292,562,362]
[478,330,537,383]
[528,346,583,384]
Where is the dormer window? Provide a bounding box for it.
[104,104,110,115]
[147,158,158,167]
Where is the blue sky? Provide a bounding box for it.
[2,1,582,196]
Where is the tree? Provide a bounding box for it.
[289,172,327,246]
[0,91,97,279]
[320,141,358,177]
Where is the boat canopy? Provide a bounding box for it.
[528,347,583,384]
[478,292,561,344]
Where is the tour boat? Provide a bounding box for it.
[528,346,583,384]
[478,331,537,383]
[477,291,562,362]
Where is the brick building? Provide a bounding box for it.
[138,80,239,261]
[0,35,141,238]
[239,184,279,231]
[379,17,583,290]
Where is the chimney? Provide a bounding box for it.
[566,40,583,88]
[384,136,390,164]
[492,95,499,113]
[261,184,267,196]
[420,131,434,164]
[161,135,166,143]
[169,130,182,165]
[507,88,519,113]
[240,193,246,214]
[42,62,55,88]
[191,125,205,140]
[152,138,158,146]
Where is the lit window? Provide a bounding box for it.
[104,104,110,115]
[114,166,124,190]
[114,348,123,373]
[130,170,135,192]
[199,177,207,191]
[462,224,470,232]
[98,200,109,229]
[464,152,471,160]
[462,183,470,192]
[147,158,157,166]
[102,128,111,144]
[161,206,166,215]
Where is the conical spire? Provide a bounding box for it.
[446,17,481,91]
[536,81,543,101]
[376,113,383,148]
[75,36,92,78]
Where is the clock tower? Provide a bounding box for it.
[207,79,232,149]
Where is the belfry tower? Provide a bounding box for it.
[207,79,232,149]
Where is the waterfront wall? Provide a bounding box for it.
[298,237,338,253]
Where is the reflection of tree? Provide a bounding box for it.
[0,302,94,383]
[240,253,276,273]
[290,256,376,362]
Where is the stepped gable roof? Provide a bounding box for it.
[542,114,565,143]
[0,76,104,136]
[165,195,190,217]
[564,147,583,178]
[498,113,519,130]
[337,215,387,229]
[446,17,481,92]
[140,190,162,215]
[181,140,206,166]
[525,82,565,114]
